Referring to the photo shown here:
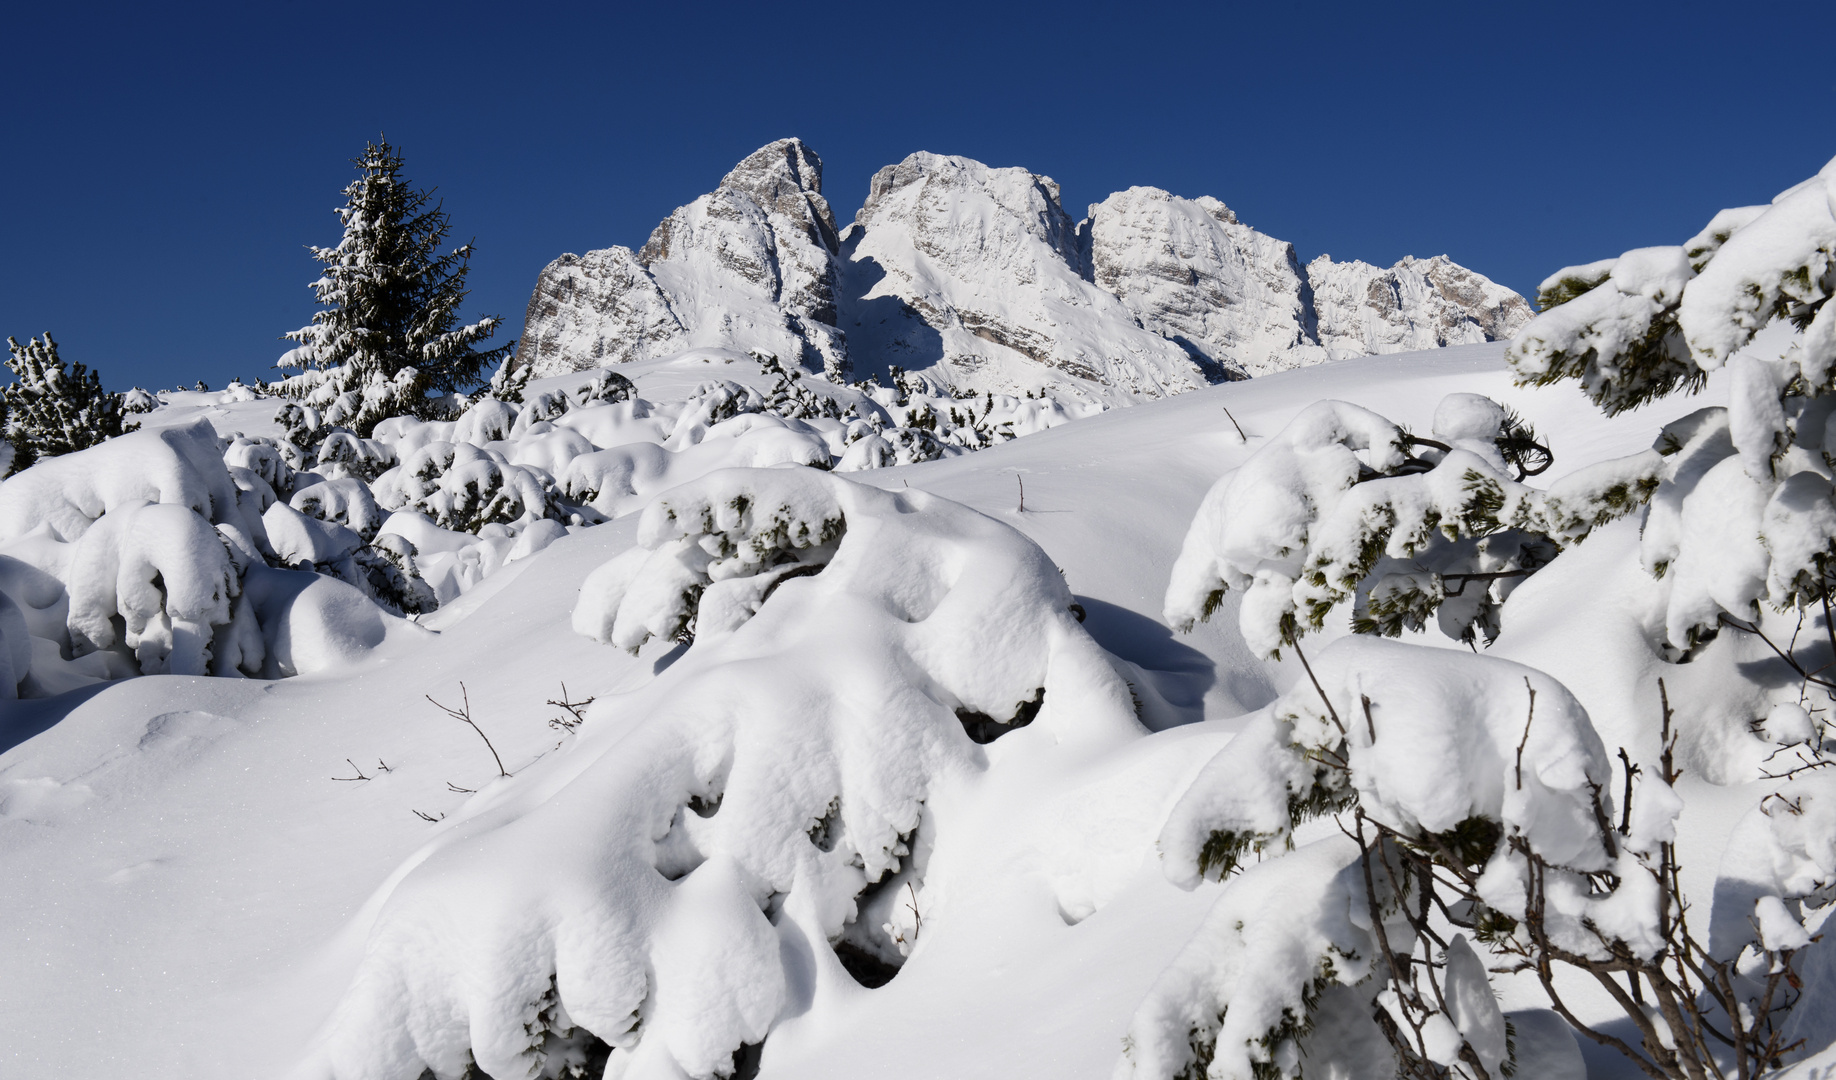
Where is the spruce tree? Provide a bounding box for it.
[279,139,509,435]
[3,333,126,476]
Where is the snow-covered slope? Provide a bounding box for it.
[515,141,1531,401]
[8,341,1836,1080]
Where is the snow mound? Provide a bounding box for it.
[297,466,1141,1080]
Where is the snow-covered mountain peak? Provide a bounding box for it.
[1306,252,1533,360]
[640,137,840,265]
[856,151,1081,269]
[844,152,1203,401]
[516,138,848,380]
[1083,185,1321,378]
[516,140,1532,402]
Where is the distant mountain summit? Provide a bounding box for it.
[515,139,1531,402]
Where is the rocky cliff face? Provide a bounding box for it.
[516,140,1532,403]
[1083,186,1325,378]
[1306,254,1533,360]
[513,138,848,379]
[514,247,682,371]
[839,153,1204,400]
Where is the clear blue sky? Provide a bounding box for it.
[3,0,1832,392]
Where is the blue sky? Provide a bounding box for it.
[2,0,1832,391]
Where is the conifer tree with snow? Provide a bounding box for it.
[276,139,509,437]
[3,332,127,476]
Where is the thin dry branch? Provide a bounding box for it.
[427,683,510,778]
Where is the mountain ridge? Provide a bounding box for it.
[514,139,1532,403]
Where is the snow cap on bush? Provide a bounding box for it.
[301,466,1139,1080]
[1158,637,1613,890]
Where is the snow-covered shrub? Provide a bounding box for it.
[224,435,297,497]
[509,389,571,438]
[315,431,396,482]
[64,499,240,676]
[569,367,636,409]
[760,351,843,421]
[452,396,519,447]
[121,386,157,416]
[667,379,769,442]
[3,332,128,476]
[1123,836,1400,1080]
[279,364,435,440]
[0,418,423,685]
[351,532,437,617]
[833,426,950,471]
[556,414,833,521]
[1134,638,1814,1080]
[1507,156,1836,655]
[572,466,845,651]
[1142,155,1836,1080]
[291,477,384,541]
[0,421,257,677]
[376,440,561,534]
[844,362,1072,456]
[486,355,531,404]
[1163,393,1653,655]
[296,466,1136,1080]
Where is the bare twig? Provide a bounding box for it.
[1515,677,1537,790]
[332,758,370,782]
[411,808,445,823]
[547,682,597,732]
[906,882,922,940]
[1618,748,1642,834]
[1016,473,1026,513]
[1221,406,1246,441]
[446,781,476,794]
[1289,633,1344,734]
[1718,613,1836,691]
[426,683,510,778]
[1441,569,1533,597]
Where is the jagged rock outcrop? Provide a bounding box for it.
[514,247,683,371]
[515,140,1532,402]
[1306,254,1532,359]
[1083,187,1326,378]
[513,138,848,379]
[840,154,1206,400]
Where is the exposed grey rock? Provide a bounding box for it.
[513,247,682,372]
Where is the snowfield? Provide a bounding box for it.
[4,337,1836,1079]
